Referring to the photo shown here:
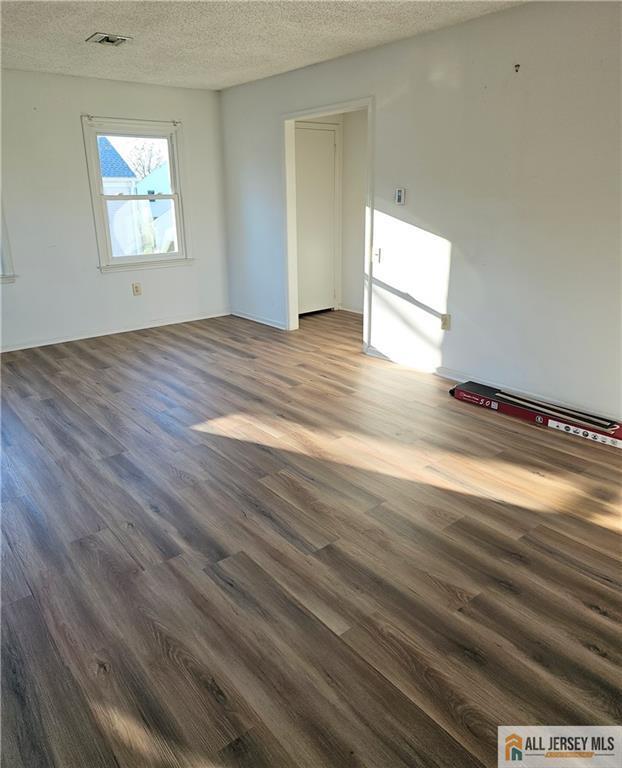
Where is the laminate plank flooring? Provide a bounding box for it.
[1,310,620,768]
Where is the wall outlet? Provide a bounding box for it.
[131,282,142,296]
[441,313,451,331]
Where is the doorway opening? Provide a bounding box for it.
[284,98,374,345]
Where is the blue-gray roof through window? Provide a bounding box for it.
[97,136,135,178]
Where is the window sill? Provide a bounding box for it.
[99,258,194,274]
[0,275,17,284]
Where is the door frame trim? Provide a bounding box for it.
[283,97,375,337]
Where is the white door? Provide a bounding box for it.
[295,126,336,314]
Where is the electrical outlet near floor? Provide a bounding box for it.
[441,313,451,331]
[132,282,142,296]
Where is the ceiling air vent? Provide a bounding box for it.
[85,32,132,47]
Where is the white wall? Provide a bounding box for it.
[1,70,228,350]
[222,2,621,417]
[341,110,367,313]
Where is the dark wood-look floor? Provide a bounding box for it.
[1,311,620,768]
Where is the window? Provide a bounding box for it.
[81,116,189,271]
[1,208,16,283]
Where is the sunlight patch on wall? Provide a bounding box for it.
[370,211,451,372]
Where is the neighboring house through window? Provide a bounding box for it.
[96,136,137,195]
[82,116,188,271]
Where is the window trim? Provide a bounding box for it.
[81,115,190,272]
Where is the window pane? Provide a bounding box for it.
[106,199,178,258]
[97,135,172,195]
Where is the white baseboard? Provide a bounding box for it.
[362,342,390,361]
[338,306,363,315]
[1,310,231,353]
[231,310,288,330]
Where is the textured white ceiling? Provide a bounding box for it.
[1,1,518,90]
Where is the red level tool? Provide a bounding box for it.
[450,381,621,450]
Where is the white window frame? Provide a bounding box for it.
[1,207,16,283]
[81,115,190,272]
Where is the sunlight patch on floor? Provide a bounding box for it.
[190,412,619,525]
[92,704,227,767]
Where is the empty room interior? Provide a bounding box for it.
[1,1,621,767]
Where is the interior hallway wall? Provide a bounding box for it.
[1,70,229,351]
[221,2,621,417]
